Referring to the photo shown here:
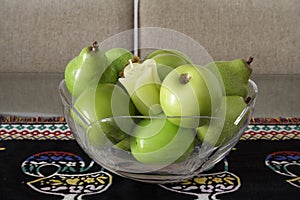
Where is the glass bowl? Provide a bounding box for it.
[58,79,257,183]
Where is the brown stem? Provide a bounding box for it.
[246,56,254,65]
[91,41,99,52]
[132,56,140,63]
[179,73,191,84]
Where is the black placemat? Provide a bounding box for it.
[1,139,299,200]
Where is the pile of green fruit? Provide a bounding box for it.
[64,41,253,165]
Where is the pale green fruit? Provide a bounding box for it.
[205,58,252,98]
[114,137,131,151]
[131,117,195,164]
[197,96,247,146]
[152,53,191,81]
[145,49,193,64]
[64,41,109,98]
[160,64,222,128]
[131,83,162,115]
[73,83,136,148]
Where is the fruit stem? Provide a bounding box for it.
[179,73,191,84]
[91,41,99,52]
[246,56,254,65]
[132,56,140,63]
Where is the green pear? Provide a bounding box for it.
[205,58,252,98]
[197,96,247,146]
[64,41,110,98]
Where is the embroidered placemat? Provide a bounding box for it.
[1,117,299,141]
[0,117,299,200]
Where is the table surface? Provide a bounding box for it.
[0,73,300,118]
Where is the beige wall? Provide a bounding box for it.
[0,0,134,72]
[139,0,300,74]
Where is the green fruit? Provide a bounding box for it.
[205,58,252,98]
[100,48,134,84]
[197,96,247,146]
[152,53,191,81]
[73,83,136,147]
[131,83,162,115]
[87,124,111,148]
[105,48,134,74]
[119,59,162,116]
[160,64,222,128]
[130,117,195,164]
[98,66,118,84]
[145,49,193,64]
[114,137,131,151]
[64,41,110,98]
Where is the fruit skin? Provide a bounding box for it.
[145,49,193,64]
[151,53,191,81]
[102,48,134,83]
[205,59,252,98]
[119,59,162,116]
[64,41,110,98]
[73,83,136,147]
[130,117,195,164]
[197,96,247,146]
[105,48,134,72]
[98,66,118,84]
[114,137,131,151]
[160,64,222,128]
[131,83,162,116]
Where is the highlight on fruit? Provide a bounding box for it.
[64,41,254,165]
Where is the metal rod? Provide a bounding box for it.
[133,0,139,57]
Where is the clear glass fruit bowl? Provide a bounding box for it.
[58,79,257,183]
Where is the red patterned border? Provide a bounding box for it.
[0,116,65,124]
[241,130,300,140]
[1,116,300,141]
[250,117,300,125]
[1,116,300,125]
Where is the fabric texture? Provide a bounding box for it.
[0,117,299,199]
[139,0,300,74]
[0,0,134,72]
